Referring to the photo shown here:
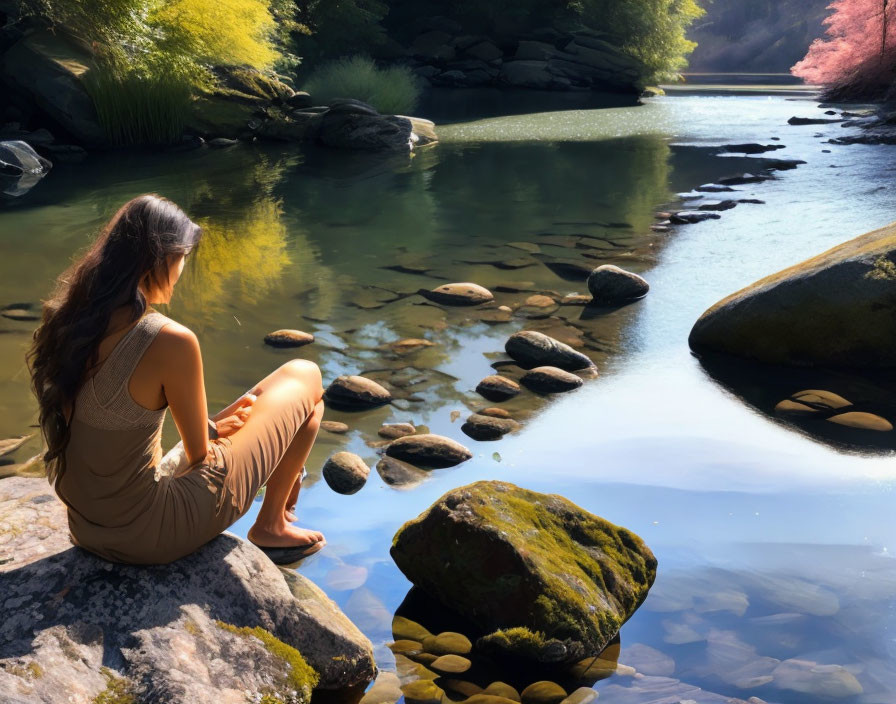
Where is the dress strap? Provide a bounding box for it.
[91,311,169,406]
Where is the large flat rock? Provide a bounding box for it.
[0,477,376,703]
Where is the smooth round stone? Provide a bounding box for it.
[521,366,584,394]
[324,375,392,410]
[476,375,521,402]
[1,306,39,321]
[560,294,591,306]
[524,294,557,308]
[388,639,423,655]
[520,681,567,704]
[409,651,439,666]
[587,265,649,304]
[482,682,521,701]
[376,456,429,489]
[401,679,445,704]
[393,615,431,642]
[569,657,617,680]
[478,305,514,324]
[320,420,349,434]
[385,434,472,469]
[480,407,512,419]
[440,679,482,698]
[322,451,370,494]
[421,631,472,655]
[462,413,521,441]
[827,411,893,431]
[505,330,593,371]
[263,329,314,347]
[774,400,817,415]
[792,389,851,409]
[390,338,435,354]
[465,696,521,704]
[378,422,416,439]
[419,282,494,306]
[429,654,472,674]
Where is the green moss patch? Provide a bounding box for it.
[216,621,319,700]
[92,668,136,704]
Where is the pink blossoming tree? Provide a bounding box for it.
[793,0,896,99]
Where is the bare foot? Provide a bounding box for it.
[248,522,325,549]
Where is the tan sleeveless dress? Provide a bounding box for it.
[54,310,312,565]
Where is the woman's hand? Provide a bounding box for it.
[214,394,255,438]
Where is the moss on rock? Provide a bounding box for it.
[91,668,136,704]
[216,621,319,701]
[390,481,656,658]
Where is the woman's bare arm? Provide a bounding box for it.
[158,325,209,466]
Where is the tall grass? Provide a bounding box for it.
[303,56,421,114]
[85,70,193,146]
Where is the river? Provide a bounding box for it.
[1,83,895,703]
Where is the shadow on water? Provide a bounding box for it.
[697,352,896,453]
[419,87,642,124]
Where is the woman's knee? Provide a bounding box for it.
[278,359,323,399]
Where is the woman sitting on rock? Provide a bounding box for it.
[27,194,325,565]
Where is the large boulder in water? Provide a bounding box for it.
[317,100,414,152]
[690,222,896,367]
[390,481,656,660]
[0,477,376,703]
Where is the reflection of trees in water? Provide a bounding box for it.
[166,152,337,324]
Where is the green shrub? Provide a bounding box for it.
[303,56,421,114]
[84,69,193,146]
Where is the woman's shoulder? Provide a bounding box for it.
[146,312,199,353]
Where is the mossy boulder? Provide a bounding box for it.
[390,481,656,660]
[689,221,896,367]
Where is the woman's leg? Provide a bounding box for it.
[221,360,326,549]
[248,400,324,548]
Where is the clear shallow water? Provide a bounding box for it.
[3,90,896,702]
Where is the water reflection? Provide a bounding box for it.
[698,352,896,452]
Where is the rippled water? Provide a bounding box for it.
[2,87,896,703]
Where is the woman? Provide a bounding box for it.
[27,194,325,565]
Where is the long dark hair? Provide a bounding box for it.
[27,194,201,484]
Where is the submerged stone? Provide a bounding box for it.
[461,413,521,441]
[321,420,350,434]
[520,366,584,394]
[520,680,567,704]
[505,330,593,371]
[376,456,430,489]
[419,283,494,306]
[264,329,314,347]
[385,434,472,469]
[476,375,522,402]
[390,481,657,659]
[378,422,417,439]
[826,411,893,431]
[324,375,392,410]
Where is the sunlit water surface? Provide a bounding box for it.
[2,88,896,703]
